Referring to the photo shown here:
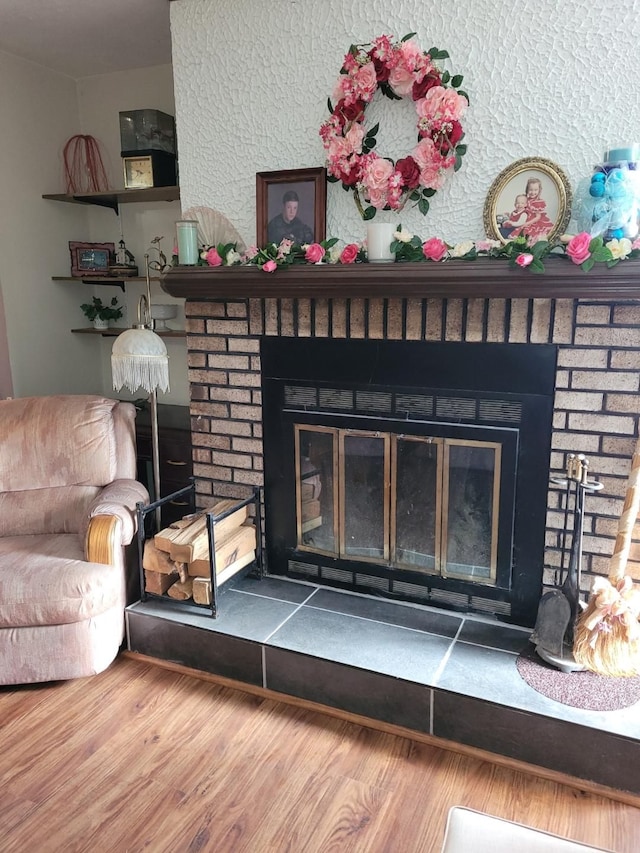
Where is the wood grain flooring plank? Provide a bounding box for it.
[0,656,639,853]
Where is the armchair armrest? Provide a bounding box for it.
[80,479,149,553]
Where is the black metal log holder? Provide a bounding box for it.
[135,482,264,618]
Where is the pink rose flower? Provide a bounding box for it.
[388,65,416,97]
[364,155,394,192]
[515,253,533,267]
[422,238,448,261]
[262,260,277,273]
[353,62,377,100]
[205,247,223,267]
[566,232,592,265]
[340,243,359,264]
[305,243,326,263]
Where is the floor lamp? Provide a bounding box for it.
[111,255,169,528]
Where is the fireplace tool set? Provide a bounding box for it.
[531,453,603,672]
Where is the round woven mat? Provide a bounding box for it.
[516,644,640,711]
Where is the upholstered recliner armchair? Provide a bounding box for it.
[0,395,149,684]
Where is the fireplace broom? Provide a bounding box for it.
[573,436,640,676]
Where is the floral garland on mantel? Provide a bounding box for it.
[319,33,468,220]
[195,231,640,274]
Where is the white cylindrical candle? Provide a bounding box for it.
[176,220,199,265]
[366,222,396,263]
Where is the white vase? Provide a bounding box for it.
[366,222,396,263]
[93,317,109,330]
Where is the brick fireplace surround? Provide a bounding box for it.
[127,261,640,801]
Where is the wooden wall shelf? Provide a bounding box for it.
[43,185,180,214]
[161,257,640,301]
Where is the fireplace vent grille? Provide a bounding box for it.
[283,384,522,428]
[355,390,393,413]
[471,595,511,616]
[319,388,353,410]
[356,573,389,591]
[396,394,434,417]
[479,399,523,424]
[435,396,477,420]
[284,385,317,408]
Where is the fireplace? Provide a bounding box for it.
[161,260,640,637]
[262,337,556,626]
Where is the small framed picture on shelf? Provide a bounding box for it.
[483,157,572,245]
[256,167,326,247]
[69,241,115,277]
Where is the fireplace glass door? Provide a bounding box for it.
[295,425,501,585]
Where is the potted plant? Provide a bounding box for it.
[80,296,124,330]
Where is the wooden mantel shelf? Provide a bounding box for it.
[161,258,640,301]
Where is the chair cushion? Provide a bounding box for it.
[0,486,100,537]
[0,534,125,627]
[0,395,121,493]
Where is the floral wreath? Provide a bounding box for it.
[319,32,469,220]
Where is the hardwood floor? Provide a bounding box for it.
[1,655,639,852]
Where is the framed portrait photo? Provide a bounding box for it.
[69,241,115,277]
[483,158,572,245]
[256,167,326,247]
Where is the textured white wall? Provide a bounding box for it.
[170,0,640,246]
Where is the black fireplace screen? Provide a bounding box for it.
[296,426,502,585]
[262,338,556,627]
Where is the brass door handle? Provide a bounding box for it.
[166,460,187,466]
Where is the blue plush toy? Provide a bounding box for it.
[577,162,640,240]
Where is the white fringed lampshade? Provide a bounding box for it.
[111,328,170,394]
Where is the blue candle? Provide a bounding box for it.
[176,220,199,265]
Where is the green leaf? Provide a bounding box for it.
[455,144,467,156]
[327,174,339,183]
[591,247,612,262]
[606,258,621,268]
[457,90,470,102]
[322,237,338,249]
[441,70,451,84]
[390,239,401,252]
[401,32,417,41]
[451,74,464,88]
[427,46,438,56]
[581,257,595,272]
[418,198,430,215]
[423,188,436,198]
[363,206,377,221]
[530,259,545,274]
[327,97,333,113]
[588,236,604,252]
[454,154,463,171]
[365,122,379,139]
[531,240,550,260]
[409,190,420,201]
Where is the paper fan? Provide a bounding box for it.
[182,206,246,253]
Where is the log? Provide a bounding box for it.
[143,539,181,575]
[168,500,249,564]
[144,568,179,595]
[301,499,321,522]
[188,523,256,578]
[166,578,194,600]
[154,513,202,553]
[192,550,256,603]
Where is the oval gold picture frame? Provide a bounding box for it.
[483,157,572,245]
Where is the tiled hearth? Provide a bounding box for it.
[149,263,640,798]
[126,572,640,797]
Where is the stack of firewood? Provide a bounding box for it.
[142,499,256,605]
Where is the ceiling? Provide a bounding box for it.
[0,0,172,78]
